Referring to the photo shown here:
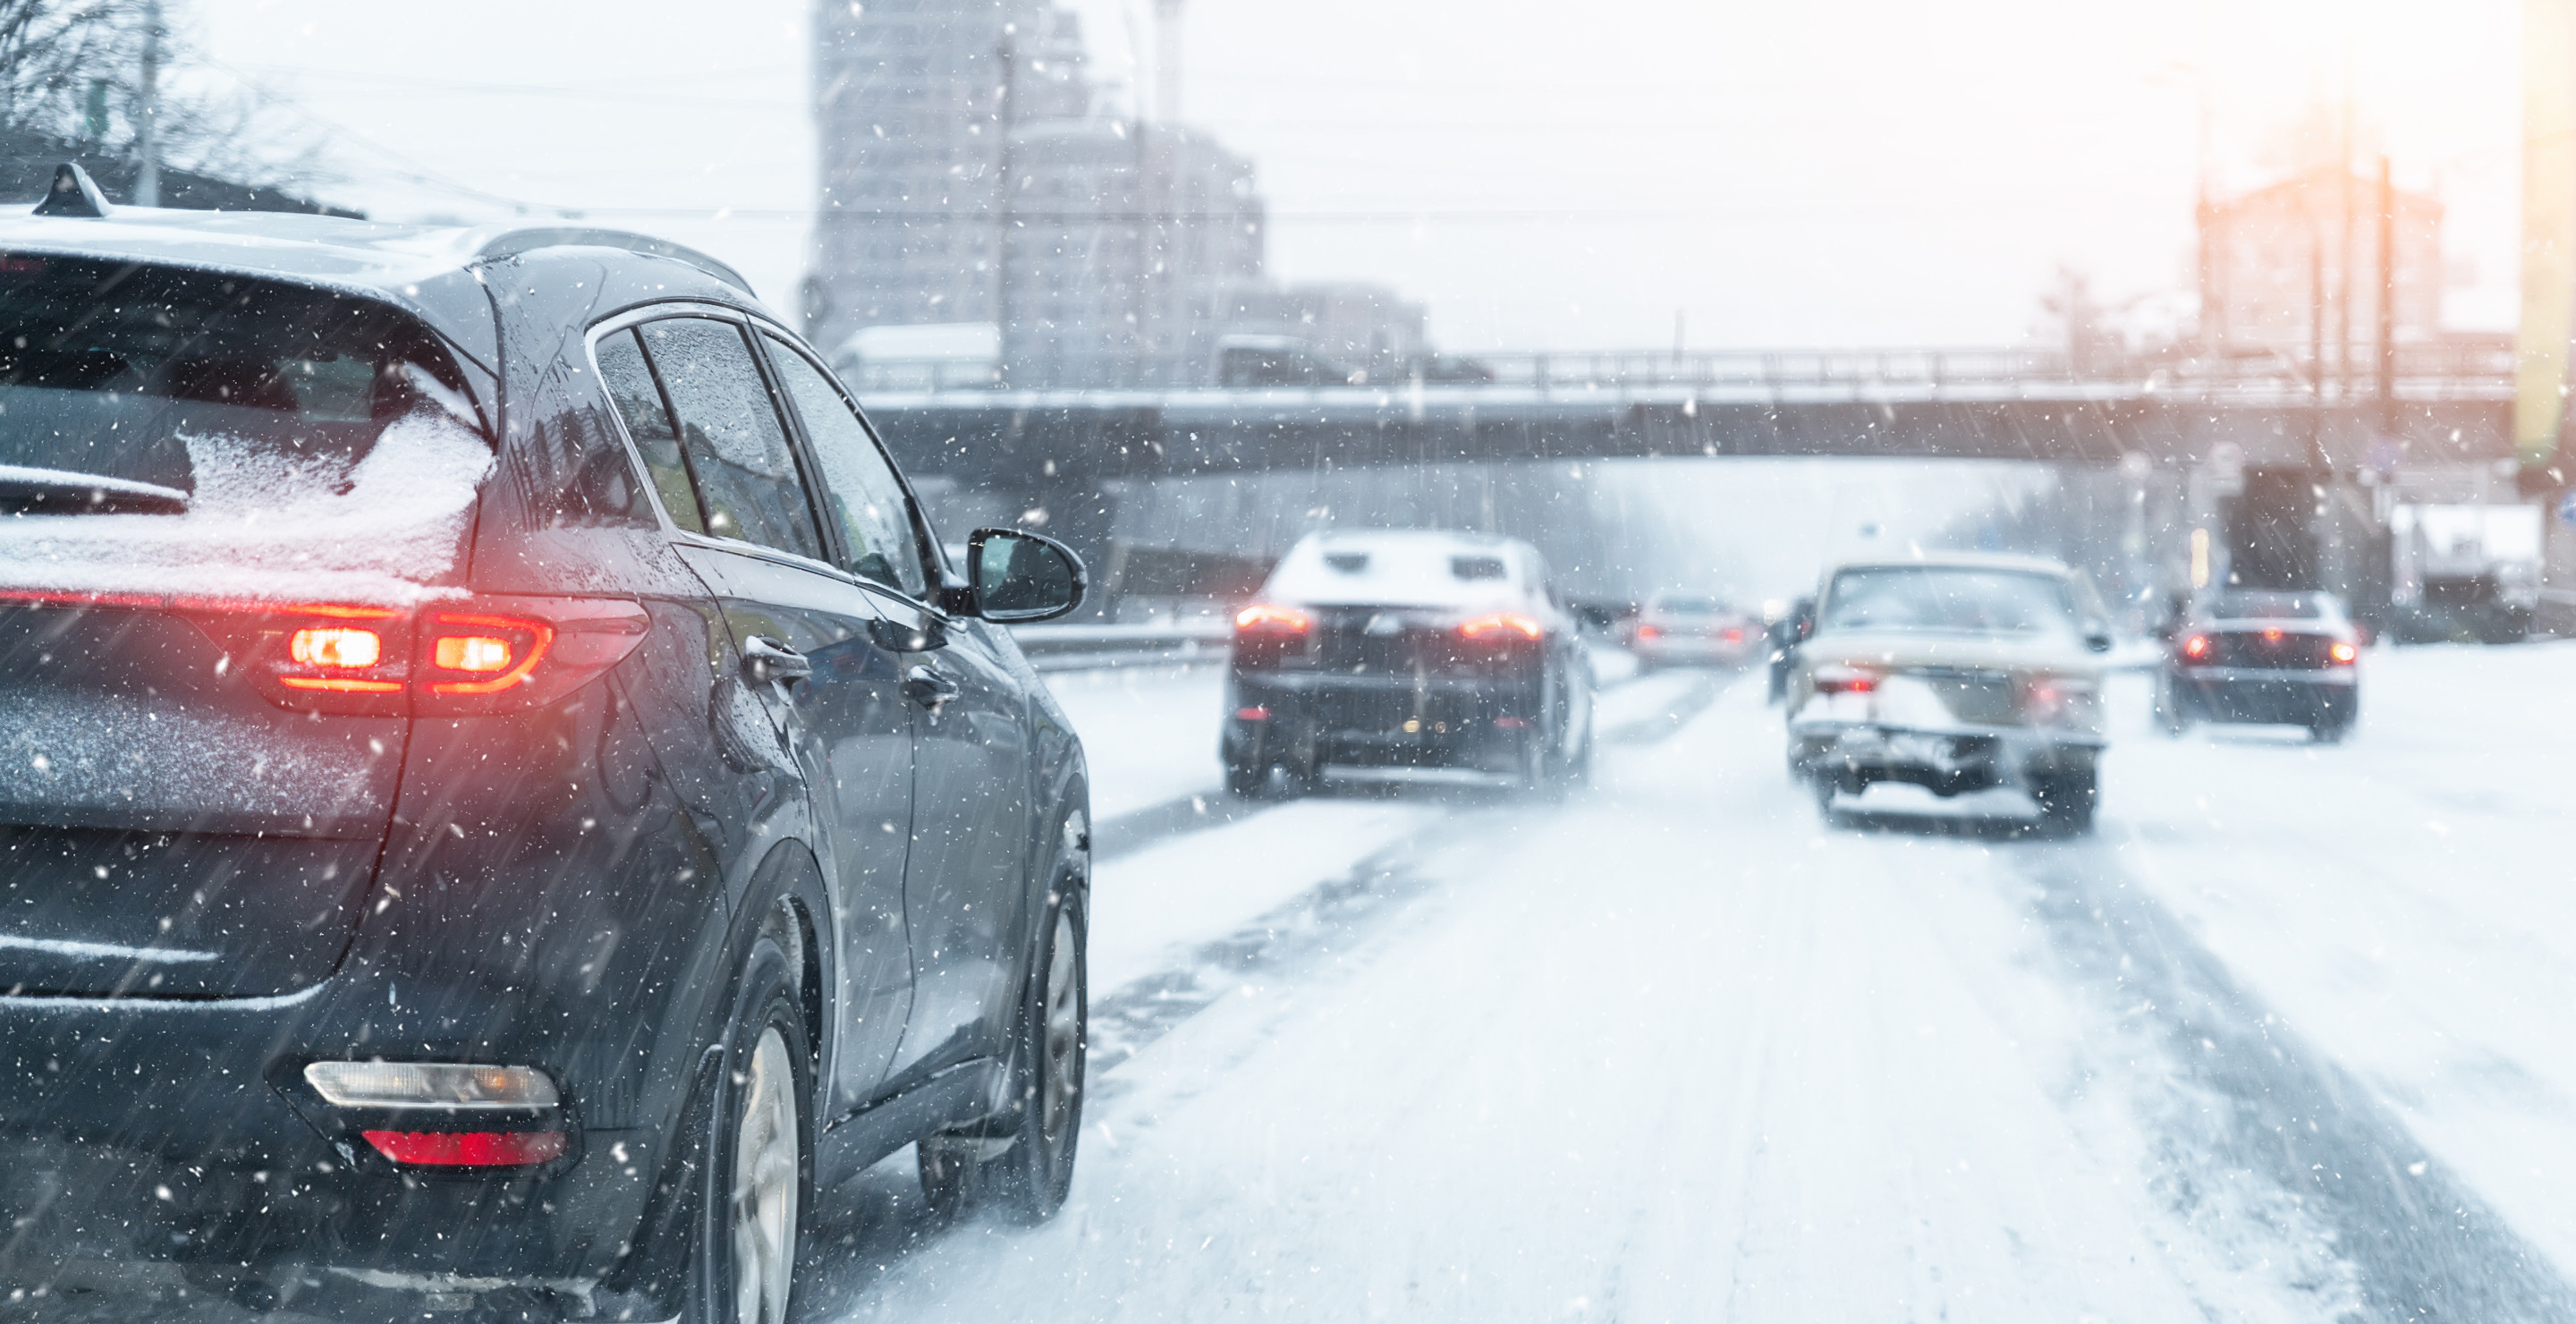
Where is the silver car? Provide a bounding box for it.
[1786,554,2114,832]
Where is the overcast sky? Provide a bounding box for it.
[191,0,2520,353]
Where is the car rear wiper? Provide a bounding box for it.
[0,463,188,515]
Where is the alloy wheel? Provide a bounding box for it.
[730,1025,799,1324]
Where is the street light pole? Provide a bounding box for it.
[136,0,163,208]
[994,31,1017,386]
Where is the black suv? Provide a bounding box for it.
[0,166,1090,1322]
[1223,530,1591,795]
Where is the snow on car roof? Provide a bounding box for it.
[1264,530,1535,607]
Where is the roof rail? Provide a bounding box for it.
[472,226,752,295]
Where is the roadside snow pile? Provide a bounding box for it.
[0,410,492,607]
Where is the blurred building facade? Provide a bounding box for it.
[2198,166,2445,366]
[806,0,1417,387]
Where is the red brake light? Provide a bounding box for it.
[423,613,555,696]
[2182,633,2210,661]
[1233,706,1271,721]
[2263,626,2284,642]
[2329,641,2358,664]
[1235,603,1311,633]
[290,627,382,668]
[1635,624,1662,641]
[1460,612,1542,641]
[361,1130,567,1167]
[1812,664,1877,694]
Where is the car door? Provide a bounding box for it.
[594,315,916,1112]
[752,331,1040,1081]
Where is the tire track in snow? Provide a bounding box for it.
[2018,845,2576,1323]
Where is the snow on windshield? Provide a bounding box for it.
[0,409,492,607]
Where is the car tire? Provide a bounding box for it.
[1809,771,1840,819]
[686,936,811,1324]
[2031,768,2097,836]
[919,882,1087,1225]
[1223,758,1267,799]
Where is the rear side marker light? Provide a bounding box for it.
[306,1061,561,1109]
[362,1130,567,1167]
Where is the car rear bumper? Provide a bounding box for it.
[1633,636,1751,665]
[1228,671,1542,771]
[2170,668,2355,725]
[1787,719,2100,796]
[0,978,669,1318]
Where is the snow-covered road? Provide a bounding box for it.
[795,648,2576,1323]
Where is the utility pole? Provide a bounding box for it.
[2375,154,2397,433]
[993,30,1017,385]
[136,0,163,207]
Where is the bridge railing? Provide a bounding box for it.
[843,342,2515,400]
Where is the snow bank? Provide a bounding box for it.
[0,410,493,607]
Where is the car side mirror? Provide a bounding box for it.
[2084,624,2114,653]
[966,528,1085,623]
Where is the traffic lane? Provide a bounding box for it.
[2095,643,2576,1287]
[805,679,2358,1321]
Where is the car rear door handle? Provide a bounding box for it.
[741,635,812,685]
[902,664,961,712]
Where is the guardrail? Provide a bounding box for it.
[1009,621,1233,673]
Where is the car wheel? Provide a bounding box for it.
[919,884,1087,1224]
[1809,771,1840,819]
[1223,758,1267,798]
[2311,720,2351,745]
[2031,768,2097,836]
[688,939,810,1324]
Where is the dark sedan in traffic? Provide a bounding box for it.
[1222,530,1592,796]
[2157,590,2361,742]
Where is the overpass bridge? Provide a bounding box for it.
[859,344,2516,490]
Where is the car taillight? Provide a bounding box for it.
[1460,612,1542,641]
[2329,641,2358,664]
[1811,663,1877,695]
[168,594,646,717]
[1635,624,1662,641]
[1234,603,1311,633]
[361,1130,568,1167]
[1723,627,1743,644]
[2181,633,2211,662]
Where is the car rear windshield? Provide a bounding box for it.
[2201,590,2324,620]
[0,253,474,503]
[1818,566,2078,637]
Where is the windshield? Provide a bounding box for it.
[1819,566,2080,637]
[2202,590,2328,620]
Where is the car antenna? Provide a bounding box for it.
[32,162,113,218]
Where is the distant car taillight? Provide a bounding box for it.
[2181,633,2211,662]
[1635,623,1662,641]
[1811,663,1877,695]
[1234,603,1311,633]
[1459,612,1542,641]
[2329,641,2358,665]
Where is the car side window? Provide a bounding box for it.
[759,333,928,598]
[593,327,707,535]
[639,318,825,562]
